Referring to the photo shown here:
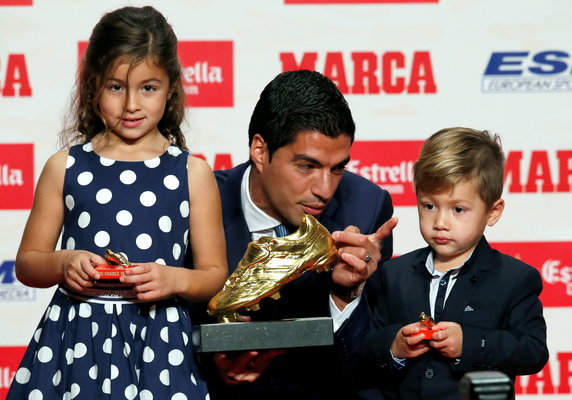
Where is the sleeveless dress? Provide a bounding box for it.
[8,142,210,400]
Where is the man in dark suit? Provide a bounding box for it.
[203,70,396,399]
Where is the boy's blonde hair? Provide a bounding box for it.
[413,127,505,208]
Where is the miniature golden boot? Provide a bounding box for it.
[208,214,338,322]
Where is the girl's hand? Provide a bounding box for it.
[61,250,105,291]
[120,262,179,301]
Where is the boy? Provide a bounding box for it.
[358,127,548,399]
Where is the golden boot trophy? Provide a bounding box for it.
[208,214,338,322]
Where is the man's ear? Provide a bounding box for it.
[487,199,505,227]
[250,134,269,172]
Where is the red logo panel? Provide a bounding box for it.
[0,144,34,210]
[178,41,234,107]
[0,346,26,398]
[0,0,32,5]
[491,241,572,307]
[349,140,423,206]
[78,41,234,108]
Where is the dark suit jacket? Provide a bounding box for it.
[204,162,394,400]
[358,236,549,400]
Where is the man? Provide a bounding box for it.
[202,70,396,399]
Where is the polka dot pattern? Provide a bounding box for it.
[7,144,207,399]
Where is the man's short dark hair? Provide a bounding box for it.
[248,70,355,159]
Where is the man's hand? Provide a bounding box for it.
[429,321,463,358]
[213,349,286,385]
[330,217,397,307]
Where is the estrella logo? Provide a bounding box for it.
[482,50,572,93]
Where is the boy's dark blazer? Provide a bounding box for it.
[359,236,548,400]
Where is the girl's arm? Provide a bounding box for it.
[16,151,105,289]
[177,155,228,302]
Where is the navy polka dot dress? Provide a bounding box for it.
[8,143,210,400]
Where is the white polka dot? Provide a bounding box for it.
[180,201,190,218]
[136,368,141,381]
[163,175,179,190]
[111,324,117,337]
[166,307,179,323]
[140,390,154,400]
[125,384,138,400]
[115,304,123,314]
[77,171,93,186]
[160,327,169,343]
[78,212,91,228]
[52,369,61,386]
[103,338,112,354]
[94,231,110,247]
[49,305,61,321]
[136,234,152,250]
[171,393,187,400]
[89,364,98,379]
[66,155,76,169]
[141,326,147,340]
[168,349,184,366]
[168,146,182,156]
[140,191,157,207]
[74,343,87,358]
[100,157,115,166]
[15,367,31,384]
[182,331,189,345]
[91,322,99,337]
[96,188,112,204]
[159,369,170,385]
[191,373,196,385]
[142,346,155,363]
[37,346,53,363]
[156,258,166,265]
[70,383,80,398]
[120,170,137,185]
[149,305,156,319]
[28,389,43,400]
[145,158,161,168]
[183,230,189,245]
[33,328,42,342]
[83,142,93,152]
[124,342,131,357]
[65,349,74,365]
[158,216,172,232]
[66,237,76,250]
[102,378,111,394]
[79,303,92,318]
[105,303,115,315]
[65,195,75,210]
[173,243,181,260]
[110,364,119,379]
[68,306,76,321]
[130,323,137,337]
[115,210,133,226]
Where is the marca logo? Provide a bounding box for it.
[0,260,35,301]
[281,51,436,95]
[0,346,26,398]
[348,141,423,206]
[0,54,32,97]
[285,0,437,3]
[78,41,234,107]
[515,352,572,395]
[505,149,572,193]
[0,0,32,5]
[0,144,34,210]
[178,41,233,107]
[483,51,572,93]
[490,241,572,307]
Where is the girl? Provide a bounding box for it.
[8,6,227,399]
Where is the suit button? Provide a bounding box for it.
[425,368,434,379]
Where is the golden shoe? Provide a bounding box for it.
[208,214,338,322]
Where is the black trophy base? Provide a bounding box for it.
[192,317,334,353]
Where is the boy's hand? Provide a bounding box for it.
[429,321,463,358]
[390,322,431,359]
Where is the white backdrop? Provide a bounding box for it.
[1,1,571,398]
